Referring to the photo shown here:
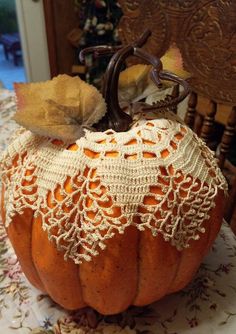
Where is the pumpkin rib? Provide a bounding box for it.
[168,236,207,294]
[7,214,45,291]
[131,229,141,305]
[79,226,139,315]
[204,190,224,252]
[132,180,181,306]
[73,163,140,314]
[169,191,224,294]
[29,168,86,310]
[1,185,45,291]
[31,215,86,310]
[133,230,180,306]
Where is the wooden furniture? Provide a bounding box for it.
[43,0,236,106]
[0,33,22,66]
[185,93,236,223]
[42,0,236,227]
[118,0,236,106]
[117,0,236,228]
[43,0,78,77]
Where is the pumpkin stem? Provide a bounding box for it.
[79,45,123,63]
[98,29,152,131]
[102,43,189,131]
[79,29,190,132]
[99,44,134,132]
[132,48,190,110]
[79,29,151,132]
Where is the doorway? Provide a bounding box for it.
[15,0,50,83]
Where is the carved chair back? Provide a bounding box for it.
[118,0,236,225]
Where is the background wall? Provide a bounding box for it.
[15,0,50,82]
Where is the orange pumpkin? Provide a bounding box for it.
[0,32,227,315]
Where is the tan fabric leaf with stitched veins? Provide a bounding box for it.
[13,74,107,142]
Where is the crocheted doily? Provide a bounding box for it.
[0,110,227,264]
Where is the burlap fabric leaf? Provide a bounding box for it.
[13,74,107,142]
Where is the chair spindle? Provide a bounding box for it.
[185,91,197,129]
[218,106,236,169]
[200,100,217,145]
[171,84,179,114]
[193,113,204,136]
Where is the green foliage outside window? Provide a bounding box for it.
[0,0,18,34]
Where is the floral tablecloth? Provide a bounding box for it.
[1,89,236,334]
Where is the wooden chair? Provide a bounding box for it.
[117,0,236,230]
[184,92,236,229]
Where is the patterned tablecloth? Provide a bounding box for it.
[1,89,236,334]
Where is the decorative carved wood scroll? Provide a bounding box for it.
[118,0,236,105]
[118,0,170,62]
